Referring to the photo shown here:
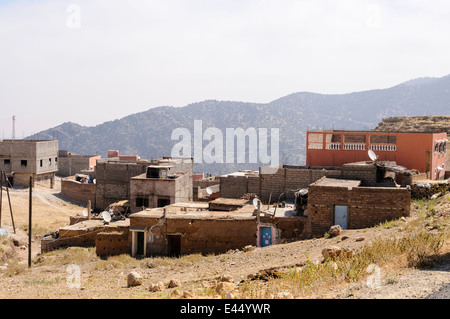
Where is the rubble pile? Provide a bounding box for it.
[411,181,450,199]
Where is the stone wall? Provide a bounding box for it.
[95,229,130,257]
[58,155,100,177]
[220,175,259,198]
[95,160,148,210]
[306,185,410,237]
[259,166,342,202]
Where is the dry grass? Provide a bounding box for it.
[235,210,449,298]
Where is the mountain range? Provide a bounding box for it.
[30,74,450,175]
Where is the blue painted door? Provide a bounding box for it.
[334,205,348,229]
[260,227,272,247]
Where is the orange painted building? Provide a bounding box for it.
[306,131,447,180]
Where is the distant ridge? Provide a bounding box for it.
[30,74,450,175]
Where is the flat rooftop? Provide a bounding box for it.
[221,170,259,177]
[131,201,256,220]
[311,177,362,188]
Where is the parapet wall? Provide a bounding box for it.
[61,177,96,205]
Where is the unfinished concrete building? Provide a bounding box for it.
[306,177,411,237]
[94,158,150,211]
[57,150,101,177]
[95,156,193,211]
[0,139,58,187]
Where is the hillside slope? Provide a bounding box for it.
[31,75,450,175]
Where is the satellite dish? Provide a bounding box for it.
[101,211,111,223]
[82,209,88,217]
[253,198,261,209]
[368,150,378,162]
[206,187,213,195]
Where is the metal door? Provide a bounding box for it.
[260,227,272,247]
[334,205,348,229]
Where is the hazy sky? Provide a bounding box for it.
[1,0,449,138]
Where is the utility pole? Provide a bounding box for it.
[3,171,15,233]
[28,176,32,268]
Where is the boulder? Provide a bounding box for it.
[328,225,342,237]
[149,281,165,292]
[127,271,142,287]
[342,247,354,258]
[168,279,180,288]
[321,246,342,259]
[182,290,194,298]
[219,274,234,283]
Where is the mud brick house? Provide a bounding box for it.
[0,139,58,188]
[57,150,101,177]
[128,199,306,257]
[306,177,411,237]
[306,130,447,180]
[41,219,130,254]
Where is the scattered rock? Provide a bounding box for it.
[216,282,236,294]
[342,247,354,258]
[202,280,217,289]
[171,289,180,296]
[219,274,234,283]
[400,217,407,222]
[168,279,180,288]
[182,290,194,298]
[243,245,255,252]
[341,235,349,241]
[127,271,142,287]
[328,225,342,237]
[149,281,165,292]
[322,246,342,259]
[355,236,365,242]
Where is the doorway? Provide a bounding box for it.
[167,234,181,257]
[260,227,272,247]
[136,231,145,256]
[334,205,348,229]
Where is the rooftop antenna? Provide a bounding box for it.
[12,115,15,140]
[368,150,378,162]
